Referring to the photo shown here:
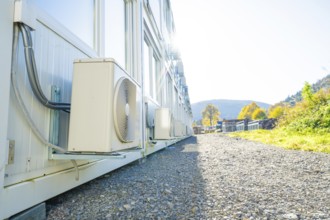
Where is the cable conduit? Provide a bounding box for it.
[12,24,79,180]
[18,23,71,110]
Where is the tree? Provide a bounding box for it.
[237,102,259,120]
[302,82,315,105]
[252,108,267,120]
[268,105,285,119]
[202,104,220,126]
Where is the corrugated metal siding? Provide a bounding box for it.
[5,21,91,186]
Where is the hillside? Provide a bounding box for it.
[284,74,330,104]
[191,99,271,121]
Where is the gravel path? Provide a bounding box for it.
[46,134,330,219]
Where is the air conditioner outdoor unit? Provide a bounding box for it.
[180,123,185,136]
[145,97,157,128]
[154,108,171,140]
[68,58,140,152]
[170,114,175,137]
[174,120,182,137]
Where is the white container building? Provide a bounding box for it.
[0,0,193,218]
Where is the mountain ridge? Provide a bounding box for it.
[284,74,330,105]
[191,75,330,122]
[191,99,271,121]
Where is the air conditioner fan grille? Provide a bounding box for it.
[114,77,136,142]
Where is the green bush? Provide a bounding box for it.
[230,84,330,153]
[280,84,330,134]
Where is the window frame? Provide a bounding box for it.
[143,26,161,104]
[34,0,103,56]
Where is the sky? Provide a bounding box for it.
[171,0,330,105]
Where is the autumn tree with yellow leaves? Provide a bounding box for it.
[268,105,285,119]
[252,108,267,120]
[238,102,267,120]
[202,104,220,126]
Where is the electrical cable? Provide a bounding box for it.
[18,23,71,111]
[12,24,79,181]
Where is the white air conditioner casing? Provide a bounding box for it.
[145,97,157,128]
[154,108,171,140]
[174,120,183,137]
[68,58,140,152]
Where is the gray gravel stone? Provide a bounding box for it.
[46,134,330,219]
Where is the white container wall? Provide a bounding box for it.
[0,0,193,218]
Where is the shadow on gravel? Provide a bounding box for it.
[46,136,208,219]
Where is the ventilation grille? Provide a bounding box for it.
[114,77,137,142]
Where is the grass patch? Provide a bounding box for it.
[228,128,330,154]
[227,85,330,153]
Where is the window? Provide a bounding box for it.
[168,77,173,110]
[151,55,157,99]
[143,40,150,97]
[163,74,171,107]
[154,56,162,103]
[173,88,178,118]
[35,0,95,48]
[104,0,138,81]
[149,0,161,29]
[143,37,160,102]
[125,0,134,76]
[104,0,126,67]
[163,0,173,33]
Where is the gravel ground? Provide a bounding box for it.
[46,134,330,219]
